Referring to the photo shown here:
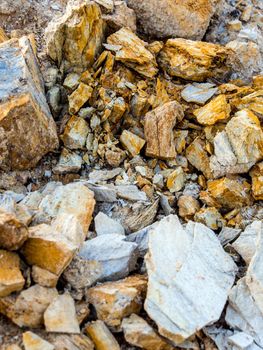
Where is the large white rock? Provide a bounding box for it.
[94,212,125,236]
[144,215,237,344]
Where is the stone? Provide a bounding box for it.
[126,0,217,40]
[232,90,263,117]
[194,207,226,230]
[145,215,237,344]
[53,148,83,174]
[61,116,90,149]
[144,101,184,160]
[94,212,125,235]
[31,266,59,288]
[122,314,172,350]
[23,331,54,350]
[0,285,58,328]
[85,320,120,350]
[0,209,28,250]
[125,224,157,257]
[166,167,185,193]
[177,195,200,218]
[250,162,263,200]
[68,83,93,115]
[44,293,80,334]
[87,275,147,329]
[103,1,136,33]
[181,83,218,105]
[78,234,138,282]
[106,27,158,78]
[159,38,230,82]
[228,332,254,349]
[218,227,241,246]
[116,185,147,202]
[193,95,231,125]
[0,27,8,43]
[89,168,122,183]
[46,1,105,71]
[0,36,58,170]
[49,334,94,350]
[0,250,24,297]
[120,130,145,157]
[63,73,80,91]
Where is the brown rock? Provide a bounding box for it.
[87,275,147,329]
[0,209,28,250]
[144,101,184,159]
[48,334,94,350]
[68,83,93,115]
[0,250,24,297]
[23,331,54,350]
[61,115,90,149]
[0,37,58,170]
[120,130,145,157]
[250,162,263,200]
[31,266,59,288]
[0,27,8,43]
[85,320,120,350]
[159,38,230,82]
[177,195,200,218]
[103,1,136,32]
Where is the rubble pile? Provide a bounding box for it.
[0,0,262,349]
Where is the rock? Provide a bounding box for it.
[94,212,125,235]
[85,320,120,350]
[0,27,8,43]
[177,195,200,218]
[0,209,28,250]
[122,313,172,350]
[23,331,54,350]
[0,285,58,328]
[0,250,24,297]
[87,275,147,329]
[78,234,138,281]
[126,0,217,40]
[206,177,252,210]
[218,227,241,246]
[106,27,158,78]
[103,1,136,33]
[89,168,122,183]
[63,73,80,91]
[68,83,93,115]
[250,162,263,200]
[193,95,231,125]
[53,148,83,174]
[120,130,145,157]
[116,185,147,202]
[0,36,58,170]
[46,85,61,117]
[61,116,90,149]
[166,167,185,193]
[31,266,59,288]
[159,38,230,82]
[231,89,263,117]
[125,224,157,257]
[194,207,226,230]
[181,83,218,105]
[44,293,80,334]
[46,1,105,71]
[144,215,237,344]
[228,332,254,349]
[144,101,184,160]
[86,183,117,202]
[49,334,94,350]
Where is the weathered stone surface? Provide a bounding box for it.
[0,36,58,170]
[144,101,184,159]
[218,227,241,246]
[125,223,157,257]
[49,334,94,350]
[85,320,120,350]
[116,185,147,202]
[122,314,172,350]
[53,148,83,174]
[0,27,8,43]
[0,250,24,297]
[120,130,145,157]
[61,116,90,149]
[103,1,136,33]
[46,1,105,71]
[23,331,54,350]
[250,162,263,200]
[126,0,217,40]
[44,293,80,334]
[0,209,28,250]
[166,167,185,193]
[31,266,58,288]
[106,27,158,78]
[145,215,236,344]
[94,212,125,235]
[68,83,93,114]
[193,94,231,125]
[194,207,226,230]
[159,39,230,82]
[87,275,147,329]
[228,332,254,349]
[181,83,218,105]
[78,234,138,281]
[177,195,200,218]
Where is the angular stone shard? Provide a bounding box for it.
[0,27,8,43]
[250,162,263,200]
[0,250,25,297]
[31,266,59,288]
[106,27,158,78]
[159,38,230,82]
[144,101,184,159]
[194,207,226,230]
[0,36,58,170]
[53,148,83,174]
[120,130,145,157]
[46,1,105,71]
[181,83,218,105]
[85,320,120,350]
[145,215,237,345]
[177,195,200,219]
[166,167,185,193]
[23,331,54,350]
[49,334,94,350]
[68,83,93,115]
[61,115,90,149]
[94,212,125,235]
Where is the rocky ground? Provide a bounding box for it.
[0,0,263,349]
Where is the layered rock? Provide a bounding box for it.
[85,320,120,350]
[23,332,54,350]
[250,162,263,200]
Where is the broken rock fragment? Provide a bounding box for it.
[31,266,59,288]
[250,162,263,200]
[68,83,93,115]
[94,212,125,235]
[61,116,90,149]
[85,320,120,350]
[166,167,185,193]
[144,101,184,159]
[181,83,218,105]
[177,195,200,218]
[23,331,54,350]
[120,130,145,157]
[145,215,236,344]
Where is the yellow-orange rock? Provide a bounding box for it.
[0,250,25,297]
[120,130,145,157]
[61,115,90,149]
[31,266,59,288]
[166,167,185,193]
[177,195,200,218]
[23,331,54,350]
[250,162,263,200]
[194,207,226,230]
[0,27,8,43]
[68,83,93,115]
[85,320,120,350]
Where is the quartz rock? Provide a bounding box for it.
[159,39,230,82]
[85,320,120,350]
[31,266,59,288]
[120,130,145,157]
[0,36,58,170]
[181,83,218,105]
[250,162,263,200]
[94,212,125,235]
[0,209,28,250]
[166,167,185,193]
[193,95,231,125]
[53,148,82,174]
[106,27,158,78]
[78,234,138,281]
[228,332,254,349]
[23,331,54,350]
[177,195,200,218]
[194,207,226,230]
[0,250,24,297]
[63,73,80,91]
[44,293,80,334]
[46,1,105,71]
[144,101,184,159]
[68,83,93,115]
[61,116,90,149]
[145,215,237,344]
[87,275,147,329]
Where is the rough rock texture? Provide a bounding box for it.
[61,115,90,149]
[145,215,236,344]
[126,0,217,40]
[46,1,105,71]
[94,212,125,235]
[181,83,218,105]
[0,250,24,297]
[144,101,184,159]
[250,162,263,200]
[0,36,58,170]
[31,266,58,288]
[120,130,145,157]
[23,331,54,350]
[85,320,120,350]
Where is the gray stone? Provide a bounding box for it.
[85,183,117,202]
[218,227,241,246]
[228,332,254,349]
[116,185,147,202]
[95,212,125,236]
[125,223,157,257]
[53,148,82,174]
[181,83,218,105]
[88,168,122,183]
